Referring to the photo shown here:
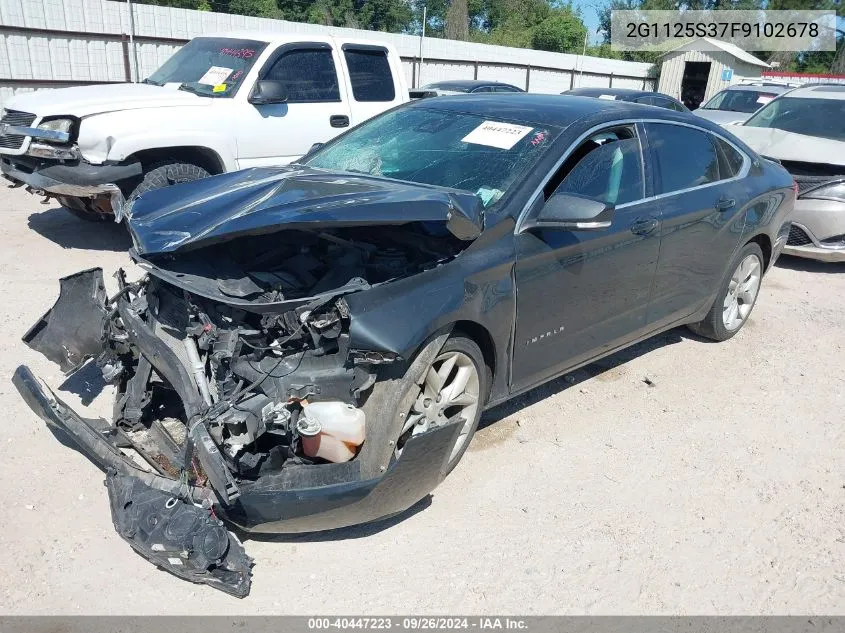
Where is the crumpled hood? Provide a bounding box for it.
[5,83,208,118]
[128,166,484,255]
[729,126,845,167]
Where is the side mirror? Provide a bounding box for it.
[249,80,288,105]
[306,142,324,156]
[524,192,615,231]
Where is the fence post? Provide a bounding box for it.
[609,72,613,88]
[121,33,132,83]
[525,65,530,92]
[473,60,478,80]
[569,71,575,90]
[126,0,139,82]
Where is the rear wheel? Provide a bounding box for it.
[688,242,764,341]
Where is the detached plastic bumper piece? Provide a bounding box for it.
[107,473,252,598]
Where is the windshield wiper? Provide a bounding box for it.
[178,83,210,97]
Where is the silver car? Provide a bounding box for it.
[694,83,794,126]
[730,84,845,262]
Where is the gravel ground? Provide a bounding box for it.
[0,186,843,615]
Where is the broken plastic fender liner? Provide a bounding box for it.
[21,268,108,373]
[106,473,253,598]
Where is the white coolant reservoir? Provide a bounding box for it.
[297,401,366,463]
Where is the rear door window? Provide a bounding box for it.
[646,123,721,194]
[264,47,340,102]
[343,47,395,102]
[714,137,746,178]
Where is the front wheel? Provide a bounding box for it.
[124,160,211,205]
[688,242,764,341]
[397,336,488,474]
[360,333,490,480]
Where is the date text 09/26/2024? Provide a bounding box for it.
[307,618,528,630]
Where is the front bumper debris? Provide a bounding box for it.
[0,155,141,218]
[13,362,463,595]
[22,268,109,373]
[107,473,252,598]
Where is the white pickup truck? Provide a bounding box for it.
[0,32,408,221]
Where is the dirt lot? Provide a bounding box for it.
[0,185,843,615]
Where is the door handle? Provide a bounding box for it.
[716,197,736,210]
[631,217,658,236]
[330,115,350,128]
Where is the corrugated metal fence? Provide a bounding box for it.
[0,0,655,108]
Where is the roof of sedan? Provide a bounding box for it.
[563,87,651,99]
[408,93,686,127]
[423,80,521,90]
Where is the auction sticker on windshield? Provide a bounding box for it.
[462,121,533,150]
[198,66,233,85]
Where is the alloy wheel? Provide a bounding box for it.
[397,350,481,464]
[722,253,762,331]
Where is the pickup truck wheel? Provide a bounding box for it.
[688,242,764,342]
[57,195,112,222]
[126,161,211,202]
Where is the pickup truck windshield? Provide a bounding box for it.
[145,37,268,98]
[304,107,558,208]
[744,96,845,141]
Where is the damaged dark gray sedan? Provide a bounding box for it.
[14,94,795,597]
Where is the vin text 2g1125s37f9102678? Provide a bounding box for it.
[13,94,795,597]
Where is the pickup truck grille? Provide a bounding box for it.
[0,109,36,150]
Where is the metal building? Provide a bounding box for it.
[657,38,770,109]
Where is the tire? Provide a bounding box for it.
[430,336,490,475]
[125,160,211,203]
[360,332,491,479]
[57,195,112,222]
[398,335,490,476]
[688,242,765,342]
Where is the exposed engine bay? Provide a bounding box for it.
[52,223,465,497]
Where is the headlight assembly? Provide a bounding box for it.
[35,116,77,144]
[804,180,845,202]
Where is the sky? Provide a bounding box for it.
[574,0,603,41]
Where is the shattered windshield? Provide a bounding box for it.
[145,37,267,98]
[303,106,558,208]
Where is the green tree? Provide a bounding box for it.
[228,0,281,17]
[530,7,587,52]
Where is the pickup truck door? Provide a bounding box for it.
[235,42,353,168]
[337,43,407,127]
